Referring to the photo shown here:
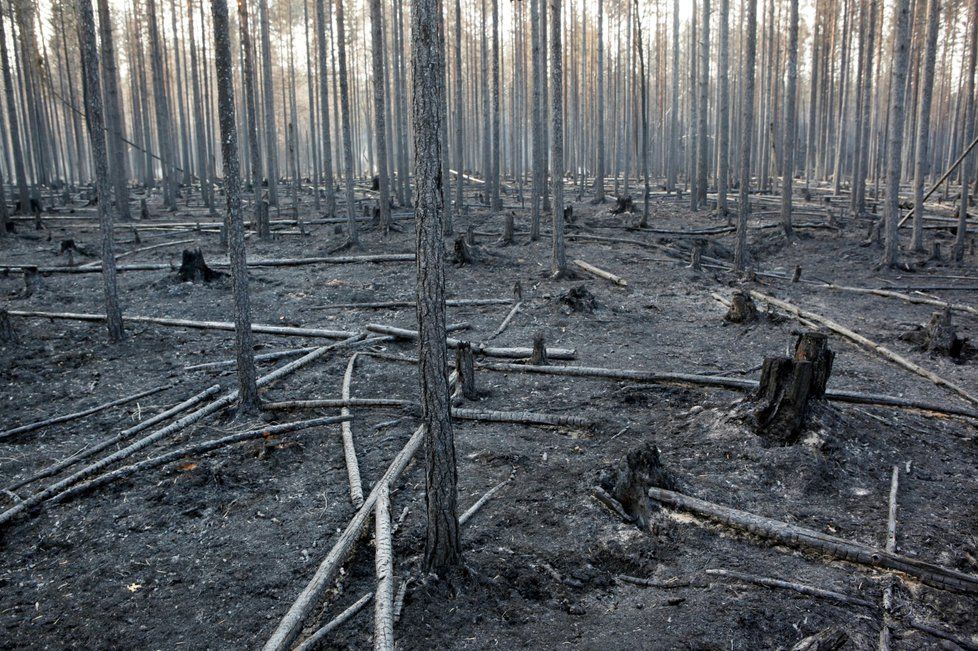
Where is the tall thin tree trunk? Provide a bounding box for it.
[490,0,502,211]
[210,0,259,413]
[0,6,28,211]
[780,0,799,238]
[411,0,462,577]
[77,0,124,342]
[954,0,978,262]
[882,0,912,267]
[146,0,177,209]
[238,0,265,236]
[695,0,710,210]
[910,0,940,252]
[315,0,336,218]
[96,0,131,220]
[716,0,730,220]
[335,0,359,247]
[369,0,392,234]
[258,0,278,206]
[668,0,679,192]
[454,0,464,228]
[550,0,566,277]
[735,0,758,271]
[594,0,605,202]
[530,0,543,240]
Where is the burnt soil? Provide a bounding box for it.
[0,183,976,650]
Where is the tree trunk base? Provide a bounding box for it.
[611,195,634,214]
[178,249,224,283]
[724,290,757,323]
[598,442,675,529]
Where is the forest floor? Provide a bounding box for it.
[0,182,976,650]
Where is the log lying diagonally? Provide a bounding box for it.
[0,336,363,528]
[262,425,426,651]
[648,486,978,594]
[749,290,978,408]
[364,323,577,359]
[705,568,878,608]
[0,383,173,441]
[475,362,978,419]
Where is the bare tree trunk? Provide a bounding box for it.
[954,0,978,262]
[550,0,566,276]
[490,0,502,211]
[369,0,392,234]
[454,0,464,229]
[593,0,605,202]
[695,0,710,210]
[911,0,941,252]
[96,0,131,220]
[633,0,649,226]
[716,0,730,220]
[780,0,799,239]
[530,0,543,239]
[210,0,259,413]
[237,0,265,236]
[735,0,758,271]
[315,0,336,218]
[187,0,211,211]
[146,0,177,210]
[0,5,29,211]
[336,0,360,247]
[852,0,877,216]
[668,0,679,192]
[882,0,912,267]
[258,0,278,207]
[411,0,462,576]
[77,0,124,342]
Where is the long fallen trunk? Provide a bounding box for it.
[77,238,196,269]
[452,407,591,428]
[818,283,978,318]
[373,486,395,651]
[262,425,425,651]
[705,568,877,608]
[749,290,978,407]
[4,384,222,493]
[0,253,416,274]
[311,297,511,311]
[340,354,365,508]
[487,301,522,340]
[0,337,361,527]
[573,259,628,286]
[263,398,415,411]
[649,486,978,594]
[293,592,374,651]
[364,323,576,360]
[476,361,978,419]
[8,310,357,339]
[46,416,351,507]
[0,383,172,441]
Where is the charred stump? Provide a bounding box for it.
[923,309,966,358]
[0,309,15,343]
[452,234,476,266]
[611,195,634,214]
[724,289,757,323]
[752,333,834,445]
[454,341,478,400]
[20,266,42,298]
[499,211,515,245]
[530,333,549,366]
[563,205,575,224]
[599,442,675,529]
[689,239,704,271]
[140,198,150,220]
[178,248,224,283]
[559,284,598,313]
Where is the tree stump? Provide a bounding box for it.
[0,309,15,343]
[752,333,834,444]
[256,200,271,238]
[724,290,757,323]
[559,284,598,313]
[563,205,575,224]
[923,308,965,358]
[21,266,42,298]
[529,333,549,366]
[611,195,634,214]
[600,442,675,529]
[178,249,224,283]
[792,265,802,282]
[689,239,704,271]
[139,198,150,220]
[454,342,478,400]
[452,235,476,266]
[499,212,514,245]
[929,241,942,262]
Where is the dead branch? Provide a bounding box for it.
[459,468,516,526]
[819,283,978,318]
[0,383,172,442]
[487,301,523,340]
[373,485,394,651]
[309,298,511,311]
[364,323,576,360]
[341,354,365,508]
[705,568,876,608]
[572,259,628,286]
[452,407,591,428]
[293,592,374,651]
[648,486,978,594]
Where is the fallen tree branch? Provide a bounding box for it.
[365,323,576,360]
[487,302,522,341]
[293,592,374,651]
[452,407,591,428]
[818,283,978,318]
[459,468,516,526]
[4,384,222,493]
[0,383,173,442]
[77,238,196,269]
[341,354,365,508]
[905,617,978,650]
[705,568,877,608]
[648,486,978,594]
[373,486,395,651]
[263,398,414,411]
[749,290,978,407]
[310,298,511,311]
[262,425,426,651]
[47,416,350,507]
[8,310,357,339]
[573,259,628,286]
[0,253,416,274]
[880,465,900,651]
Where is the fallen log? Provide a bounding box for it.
[262,425,425,651]
[459,469,515,526]
[340,354,365,508]
[749,290,978,408]
[8,310,357,339]
[310,297,511,311]
[452,407,591,428]
[0,253,416,274]
[364,323,576,360]
[880,466,900,651]
[373,486,395,651]
[487,301,522,340]
[573,259,628,286]
[4,384,222,493]
[818,283,978,318]
[0,383,172,442]
[705,568,876,608]
[648,486,978,594]
[47,415,351,507]
[0,337,361,527]
[905,617,978,651]
[263,398,414,411]
[77,238,196,269]
[293,592,373,651]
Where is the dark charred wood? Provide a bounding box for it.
[724,289,757,323]
[530,333,549,366]
[0,309,15,343]
[178,248,225,283]
[611,195,634,214]
[794,332,834,398]
[599,442,675,529]
[559,284,598,313]
[752,337,833,445]
[455,342,478,400]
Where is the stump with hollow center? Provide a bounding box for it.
[753,332,834,445]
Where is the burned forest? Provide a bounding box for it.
[1,0,978,648]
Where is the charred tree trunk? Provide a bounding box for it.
[735,0,758,271]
